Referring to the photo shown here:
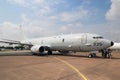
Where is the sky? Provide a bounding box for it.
[0,0,120,42]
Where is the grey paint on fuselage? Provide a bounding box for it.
[21,33,112,52]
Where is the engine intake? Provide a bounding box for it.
[31,45,45,53]
[39,46,44,52]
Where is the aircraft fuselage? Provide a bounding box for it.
[21,33,113,53]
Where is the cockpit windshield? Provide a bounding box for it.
[93,36,104,39]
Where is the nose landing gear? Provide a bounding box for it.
[88,49,112,58]
[101,49,112,58]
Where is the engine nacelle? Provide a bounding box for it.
[30,45,45,54]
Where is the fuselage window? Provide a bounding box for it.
[93,36,104,39]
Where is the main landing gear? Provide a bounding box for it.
[48,50,52,55]
[88,53,96,58]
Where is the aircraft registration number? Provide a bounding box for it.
[93,42,103,46]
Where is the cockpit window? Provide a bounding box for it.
[93,36,104,39]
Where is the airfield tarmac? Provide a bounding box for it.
[0,51,119,80]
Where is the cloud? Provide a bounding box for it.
[7,0,29,6]
[106,0,120,21]
[59,23,83,33]
[0,22,21,40]
[34,6,53,16]
[33,0,44,4]
[0,20,56,40]
[3,0,120,43]
[7,0,65,16]
[20,13,67,38]
[49,16,58,20]
[105,0,120,42]
[1,17,120,42]
[21,14,30,23]
[60,7,89,22]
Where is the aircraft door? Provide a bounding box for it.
[79,34,88,51]
[81,34,87,44]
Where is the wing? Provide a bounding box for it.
[0,39,33,46]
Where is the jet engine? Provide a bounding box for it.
[30,45,45,54]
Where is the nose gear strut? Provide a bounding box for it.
[101,49,112,58]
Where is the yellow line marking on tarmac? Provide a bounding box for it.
[55,57,88,80]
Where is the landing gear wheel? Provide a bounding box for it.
[32,53,37,56]
[88,54,93,58]
[48,50,52,55]
[88,53,96,58]
[108,53,112,58]
[102,53,107,58]
[92,53,96,57]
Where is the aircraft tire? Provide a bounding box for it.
[32,53,38,56]
[102,53,107,58]
[88,54,93,58]
[32,53,35,55]
[48,50,52,55]
[92,53,96,57]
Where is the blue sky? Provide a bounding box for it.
[0,0,111,24]
[0,0,120,42]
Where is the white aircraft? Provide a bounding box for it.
[0,33,114,58]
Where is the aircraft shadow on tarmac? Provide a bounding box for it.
[50,53,120,60]
[0,52,33,56]
[0,52,120,60]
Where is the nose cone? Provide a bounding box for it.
[111,41,114,46]
[102,39,114,48]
